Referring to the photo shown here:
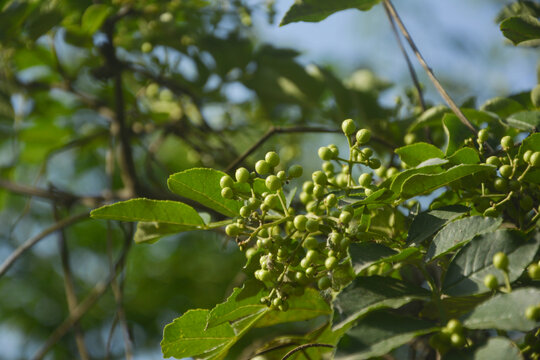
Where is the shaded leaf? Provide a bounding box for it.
[408,105,450,132]
[446,147,481,165]
[480,97,524,118]
[349,242,397,274]
[474,337,523,360]
[443,114,472,156]
[462,288,540,331]
[134,222,192,244]
[500,15,540,45]
[390,159,446,194]
[407,205,468,246]
[280,0,381,26]
[507,110,540,131]
[426,216,502,261]
[395,142,444,168]
[81,4,112,34]
[443,230,540,296]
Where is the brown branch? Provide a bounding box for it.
[281,344,334,360]
[54,206,90,360]
[383,0,477,136]
[0,212,90,278]
[32,234,132,360]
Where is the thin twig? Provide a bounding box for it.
[0,212,90,278]
[54,205,90,360]
[32,235,132,360]
[383,0,477,136]
[281,343,334,360]
[383,2,425,112]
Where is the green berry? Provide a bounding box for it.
[362,147,373,158]
[276,170,286,181]
[523,150,533,163]
[221,187,234,199]
[265,151,280,167]
[255,160,271,175]
[404,133,416,145]
[317,276,332,290]
[499,164,512,179]
[445,319,463,334]
[525,305,540,321]
[312,171,327,185]
[486,156,500,167]
[239,206,251,218]
[531,152,540,167]
[295,271,308,283]
[324,193,337,207]
[235,167,250,183]
[328,144,339,158]
[322,161,334,174]
[141,41,153,53]
[339,211,352,224]
[520,195,534,211]
[225,224,240,237]
[318,147,333,161]
[450,333,465,348]
[339,236,351,249]
[313,185,325,199]
[368,158,381,169]
[220,175,234,189]
[358,173,372,187]
[305,219,319,233]
[528,263,540,280]
[493,178,507,192]
[293,215,308,231]
[325,256,338,270]
[341,119,356,136]
[493,252,508,271]
[356,129,371,145]
[245,248,257,260]
[500,136,513,150]
[303,236,318,249]
[305,266,316,277]
[288,164,303,178]
[483,207,498,218]
[303,181,314,194]
[484,274,498,290]
[478,128,489,142]
[257,269,272,282]
[329,232,343,246]
[278,301,289,312]
[265,175,282,191]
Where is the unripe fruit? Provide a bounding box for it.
[525,305,540,321]
[313,185,325,199]
[318,276,332,290]
[339,236,351,249]
[303,181,314,194]
[328,144,339,158]
[486,156,500,167]
[341,119,356,136]
[358,173,372,187]
[288,164,303,178]
[404,133,416,145]
[305,266,316,277]
[528,263,540,280]
[325,256,338,270]
[239,206,251,218]
[276,170,286,181]
[493,178,507,192]
[221,187,234,199]
[368,158,381,169]
[255,160,271,175]
[322,161,334,174]
[220,175,234,189]
[339,211,352,224]
[235,167,250,183]
[293,215,308,231]
[499,165,512,179]
[245,248,257,260]
[305,218,319,233]
[329,232,343,246]
[523,150,533,163]
[257,269,272,282]
[445,319,463,334]
[500,136,513,150]
[478,128,489,142]
[531,152,540,167]
[484,274,498,290]
[493,252,508,271]
[520,195,534,211]
[225,224,240,237]
[356,129,371,145]
[303,236,318,249]
[141,42,152,53]
[318,147,333,161]
[265,175,282,191]
[312,171,327,185]
[324,193,337,207]
[450,333,465,348]
[295,271,308,283]
[265,151,280,167]
[362,147,373,158]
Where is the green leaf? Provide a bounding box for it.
[25,9,63,40]
[90,198,205,226]
[407,205,469,245]
[390,159,446,194]
[506,110,540,131]
[400,164,495,197]
[133,222,191,244]
[473,337,523,360]
[161,309,235,359]
[349,242,397,274]
[334,276,430,330]
[420,293,491,321]
[81,4,112,34]
[446,147,481,165]
[443,114,472,156]
[480,97,524,118]
[443,230,540,296]
[518,132,540,158]
[395,142,444,168]
[168,168,243,217]
[280,0,381,26]
[500,15,540,45]
[462,288,540,331]
[426,216,502,261]
[408,105,450,132]
[337,312,437,359]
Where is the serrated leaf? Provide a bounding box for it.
[480,97,524,118]
[81,4,112,34]
[500,15,540,45]
[420,293,491,321]
[400,164,495,197]
[280,0,381,26]
[407,205,468,245]
[408,105,450,132]
[334,276,430,330]
[390,160,446,194]
[507,110,540,131]
[426,216,502,261]
[443,114,472,156]
[336,312,437,359]
[207,285,266,330]
[474,337,523,360]
[446,147,480,165]
[134,222,191,244]
[349,242,397,274]
[90,198,205,226]
[518,132,540,158]
[168,168,243,217]
[395,142,444,168]
[443,230,540,296]
[462,288,540,331]
[161,309,235,359]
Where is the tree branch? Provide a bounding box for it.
[383,0,477,136]
[0,212,90,278]
[281,343,334,360]
[32,234,132,360]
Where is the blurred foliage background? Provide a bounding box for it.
[0,0,537,359]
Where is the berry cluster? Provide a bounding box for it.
[429,319,467,353]
[219,120,380,310]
